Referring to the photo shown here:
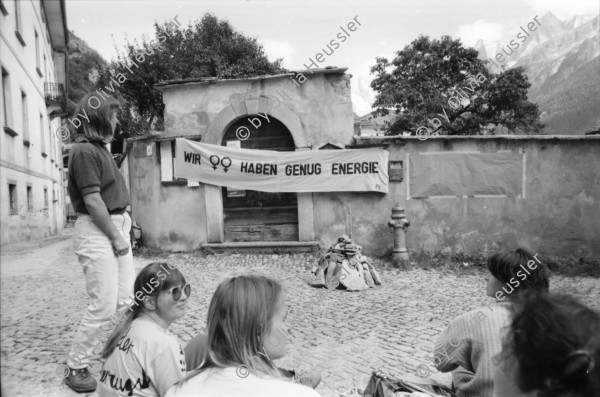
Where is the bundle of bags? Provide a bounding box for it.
[310,234,382,291]
[361,371,456,397]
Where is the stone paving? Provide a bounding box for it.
[1,229,599,397]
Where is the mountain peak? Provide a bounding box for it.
[538,12,564,30]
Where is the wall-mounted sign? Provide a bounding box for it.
[389,161,403,182]
[174,139,389,193]
[134,143,153,158]
[408,151,524,199]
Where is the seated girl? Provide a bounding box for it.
[98,262,190,397]
[433,248,549,397]
[493,291,600,397]
[167,274,320,397]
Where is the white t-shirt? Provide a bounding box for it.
[98,317,186,397]
[165,367,321,397]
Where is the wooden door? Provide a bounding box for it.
[222,117,298,242]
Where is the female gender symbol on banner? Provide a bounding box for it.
[209,155,232,172]
[221,157,232,172]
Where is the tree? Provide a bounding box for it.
[370,35,544,136]
[67,31,108,106]
[96,13,285,165]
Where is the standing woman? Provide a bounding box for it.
[65,93,135,392]
[98,262,189,397]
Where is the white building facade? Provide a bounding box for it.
[1,0,68,245]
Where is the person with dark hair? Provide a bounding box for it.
[493,292,600,397]
[167,275,319,397]
[433,248,550,397]
[98,263,189,397]
[65,93,135,392]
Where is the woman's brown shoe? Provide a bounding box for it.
[64,366,97,393]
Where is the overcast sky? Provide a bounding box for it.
[66,0,599,116]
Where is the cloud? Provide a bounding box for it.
[524,0,599,19]
[352,78,376,117]
[261,40,294,68]
[350,60,378,116]
[455,20,504,47]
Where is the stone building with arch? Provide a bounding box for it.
[128,68,355,251]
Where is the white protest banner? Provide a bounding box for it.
[174,139,389,193]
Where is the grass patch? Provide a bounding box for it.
[535,254,600,278]
[133,245,170,259]
[385,250,488,273]
[385,250,599,278]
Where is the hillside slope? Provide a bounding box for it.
[476,13,600,135]
[67,31,108,106]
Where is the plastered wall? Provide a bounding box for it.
[128,138,208,250]
[157,71,353,149]
[314,137,600,258]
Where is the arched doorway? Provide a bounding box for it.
[221,116,298,242]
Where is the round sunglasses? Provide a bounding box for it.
[160,284,191,301]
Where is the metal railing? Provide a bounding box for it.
[44,82,66,105]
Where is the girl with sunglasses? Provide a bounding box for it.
[167,274,320,397]
[98,262,191,397]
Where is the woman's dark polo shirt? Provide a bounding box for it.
[68,136,129,214]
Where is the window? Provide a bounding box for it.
[40,113,46,155]
[8,183,17,215]
[14,1,25,46]
[49,122,54,161]
[0,0,8,16]
[21,91,29,144]
[2,67,15,134]
[35,31,42,76]
[4,135,15,162]
[24,145,30,168]
[44,187,48,207]
[43,55,47,79]
[27,185,32,211]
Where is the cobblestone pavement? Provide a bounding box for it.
[1,229,599,397]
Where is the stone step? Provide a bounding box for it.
[201,241,320,254]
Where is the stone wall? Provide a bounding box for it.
[314,136,600,258]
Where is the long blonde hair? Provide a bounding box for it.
[178,275,284,385]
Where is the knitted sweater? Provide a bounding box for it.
[433,301,512,397]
